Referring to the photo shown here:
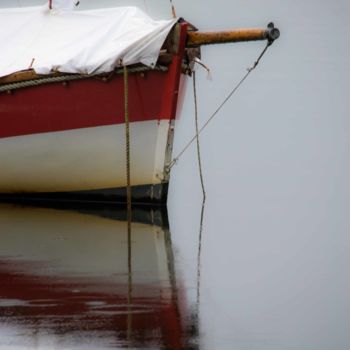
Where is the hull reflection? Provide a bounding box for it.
[0,204,184,349]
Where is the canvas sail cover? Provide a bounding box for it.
[0,5,177,78]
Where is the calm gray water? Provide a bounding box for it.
[0,204,195,349]
[1,0,349,349]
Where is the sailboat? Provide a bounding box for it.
[0,1,279,204]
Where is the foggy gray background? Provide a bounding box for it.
[168,1,350,349]
[1,1,349,349]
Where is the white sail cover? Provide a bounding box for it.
[0,5,177,78]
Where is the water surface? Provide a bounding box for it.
[0,204,197,349]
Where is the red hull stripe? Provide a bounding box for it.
[0,71,169,138]
[0,22,188,139]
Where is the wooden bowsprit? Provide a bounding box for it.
[187,22,280,47]
[167,23,280,171]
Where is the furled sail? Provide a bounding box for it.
[0,6,177,78]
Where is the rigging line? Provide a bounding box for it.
[193,71,206,202]
[196,198,206,319]
[194,68,206,313]
[167,41,272,170]
[169,0,177,18]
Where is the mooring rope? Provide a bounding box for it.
[123,66,132,214]
[196,198,206,319]
[193,68,206,311]
[127,218,133,340]
[193,71,206,202]
[167,41,273,170]
[124,65,133,339]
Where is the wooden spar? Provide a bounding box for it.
[186,23,280,47]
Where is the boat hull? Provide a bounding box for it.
[0,121,171,203]
[0,22,188,204]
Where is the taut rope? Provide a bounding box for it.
[169,0,177,18]
[167,41,273,170]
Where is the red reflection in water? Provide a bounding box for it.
[0,260,183,349]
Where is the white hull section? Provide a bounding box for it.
[0,120,171,193]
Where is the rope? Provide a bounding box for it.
[123,66,133,340]
[167,41,272,170]
[0,74,87,93]
[127,209,133,340]
[196,198,206,318]
[123,66,132,214]
[193,71,206,202]
[127,212,133,341]
[169,0,177,18]
[248,40,272,72]
[0,65,168,93]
